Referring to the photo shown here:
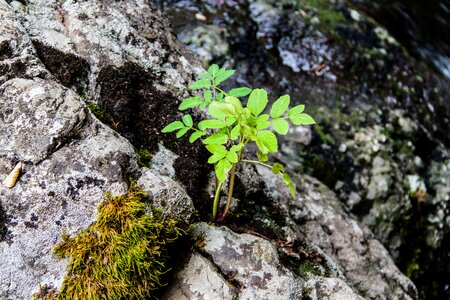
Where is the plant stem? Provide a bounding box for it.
[222,163,236,219]
[212,181,224,220]
[240,159,273,169]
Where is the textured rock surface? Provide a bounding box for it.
[0,0,425,299]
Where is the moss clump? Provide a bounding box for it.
[137,148,152,168]
[48,185,184,300]
[86,102,107,123]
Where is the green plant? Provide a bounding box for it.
[47,185,184,299]
[162,65,315,221]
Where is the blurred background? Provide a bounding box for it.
[155,0,450,299]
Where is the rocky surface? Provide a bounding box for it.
[158,0,450,298]
[0,0,438,299]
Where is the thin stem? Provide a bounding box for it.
[212,181,224,220]
[222,163,237,219]
[214,86,229,97]
[240,159,273,169]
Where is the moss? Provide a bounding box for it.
[297,260,325,278]
[85,102,107,123]
[44,185,184,300]
[137,148,152,168]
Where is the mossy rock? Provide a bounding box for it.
[38,185,184,300]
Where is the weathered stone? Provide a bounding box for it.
[190,222,304,300]
[137,168,195,225]
[163,252,238,300]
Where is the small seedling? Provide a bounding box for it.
[162,65,315,221]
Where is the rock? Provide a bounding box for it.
[0,79,137,299]
[137,168,195,225]
[163,252,238,300]
[304,277,365,300]
[257,166,418,300]
[190,222,304,299]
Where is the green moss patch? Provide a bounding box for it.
[46,185,184,299]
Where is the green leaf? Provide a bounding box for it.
[257,152,268,162]
[216,93,224,102]
[281,173,296,196]
[273,118,289,135]
[208,102,234,120]
[189,131,204,143]
[215,158,232,182]
[257,130,278,153]
[189,79,211,89]
[247,89,268,116]
[289,113,316,125]
[182,114,193,127]
[288,104,305,116]
[270,95,290,118]
[228,87,252,97]
[225,117,237,126]
[198,119,227,130]
[203,133,228,145]
[230,143,244,152]
[214,69,235,86]
[204,90,212,102]
[256,114,270,130]
[206,144,228,156]
[226,151,238,163]
[208,64,220,76]
[199,72,212,79]
[176,127,190,138]
[179,97,203,110]
[230,124,241,140]
[224,96,244,112]
[161,121,184,133]
[272,162,285,174]
[208,153,226,164]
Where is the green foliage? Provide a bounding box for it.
[137,148,152,168]
[162,65,316,220]
[49,185,184,299]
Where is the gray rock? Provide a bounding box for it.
[163,252,238,300]
[0,79,137,299]
[190,222,304,300]
[257,166,418,300]
[137,168,195,225]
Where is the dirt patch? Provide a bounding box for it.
[0,41,13,60]
[32,41,90,94]
[97,62,211,204]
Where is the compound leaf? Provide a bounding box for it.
[247,89,268,116]
[208,153,226,164]
[162,121,184,133]
[270,95,290,118]
[204,90,212,103]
